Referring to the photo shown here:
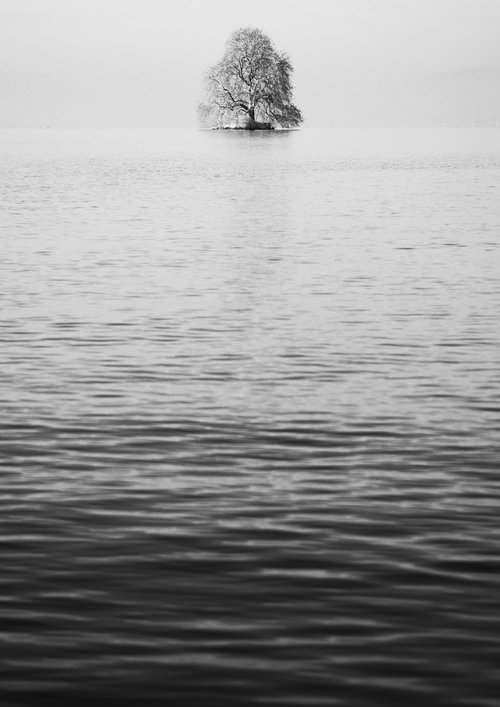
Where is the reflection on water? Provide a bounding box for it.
[1,128,500,706]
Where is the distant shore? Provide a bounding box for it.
[212,123,275,131]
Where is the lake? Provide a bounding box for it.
[1,127,500,706]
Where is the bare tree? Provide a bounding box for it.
[199,28,303,130]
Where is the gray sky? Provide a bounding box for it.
[1,0,499,127]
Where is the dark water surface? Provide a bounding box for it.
[1,128,500,706]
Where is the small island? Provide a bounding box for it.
[198,27,303,131]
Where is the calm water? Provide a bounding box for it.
[1,128,500,706]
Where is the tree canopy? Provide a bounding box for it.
[199,28,303,130]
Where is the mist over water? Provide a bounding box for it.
[1,128,500,706]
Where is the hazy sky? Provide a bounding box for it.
[1,0,499,127]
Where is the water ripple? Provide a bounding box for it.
[1,128,500,706]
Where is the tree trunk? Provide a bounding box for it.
[246,107,256,130]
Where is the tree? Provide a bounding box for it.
[199,27,303,130]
